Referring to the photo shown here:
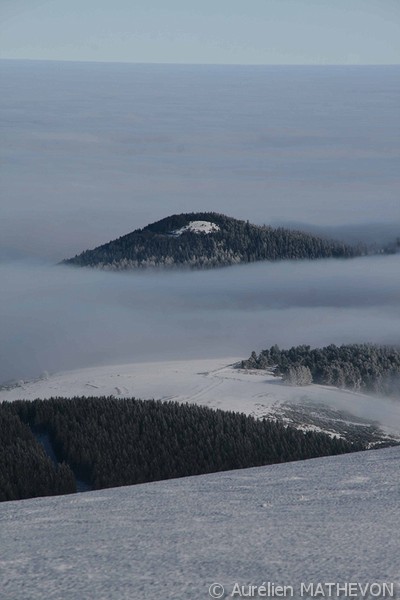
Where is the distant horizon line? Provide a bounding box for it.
[1,57,399,67]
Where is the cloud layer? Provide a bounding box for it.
[1,255,399,383]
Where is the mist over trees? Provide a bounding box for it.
[241,344,400,396]
[62,212,361,271]
[0,396,361,502]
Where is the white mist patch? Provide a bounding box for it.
[170,221,220,236]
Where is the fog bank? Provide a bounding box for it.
[1,255,399,383]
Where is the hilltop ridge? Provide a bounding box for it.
[62,212,359,271]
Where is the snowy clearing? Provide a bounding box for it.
[1,358,400,443]
[170,220,220,235]
[1,446,399,599]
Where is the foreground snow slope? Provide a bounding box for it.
[1,358,400,441]
[1,447,399,599]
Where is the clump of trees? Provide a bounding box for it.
[283,365,313,386]
[0,396,361,502]
[0,408,76,502]
[61,212,361,271]
[241,343,400,395]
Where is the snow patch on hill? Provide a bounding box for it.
[170,220,220,235]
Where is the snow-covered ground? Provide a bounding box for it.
[1,358,400,443]
[1,359,399,596]
[1,446,399,599]
[171,220,220,235]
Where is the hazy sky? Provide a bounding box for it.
[1,61,399,260]
[1,0,399,65]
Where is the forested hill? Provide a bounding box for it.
[1,396,360,502]
[241,343,400,396]
[61,212,360,270]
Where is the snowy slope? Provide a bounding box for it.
[1,446,399,599]
[1,358,400,443]
[171,220,220,235]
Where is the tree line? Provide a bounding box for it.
[0,396,361,502]
[241,343,400,395]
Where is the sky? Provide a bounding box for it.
[1,0,399,65]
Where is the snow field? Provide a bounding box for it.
[2,358,400,441]
[0,446,399,599]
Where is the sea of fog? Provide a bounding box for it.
[1,256,400,383]
[1,61,399,382]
